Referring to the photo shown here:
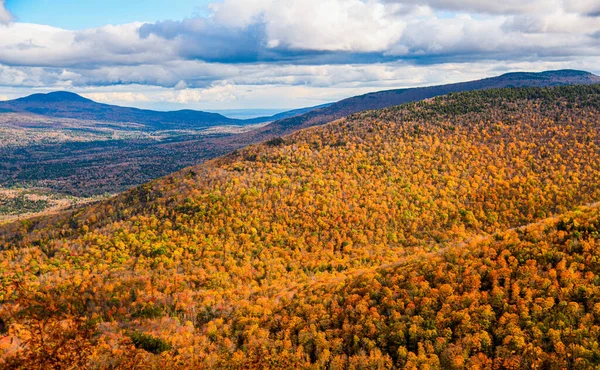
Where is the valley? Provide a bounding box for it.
[0,110,267,196]
[1,70,598,220]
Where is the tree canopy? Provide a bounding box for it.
[1,85,600,368]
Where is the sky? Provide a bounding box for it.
[5,0,213,29]
[0,0,599,112]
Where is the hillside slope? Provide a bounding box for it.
[244,103,333,124]
[0,92,328,130]
[0,92,240,130]
[0,98,326,198]
[2,70,597,200]
[245,203,600,368]
[1,85,600,368]
[243,69,600,140]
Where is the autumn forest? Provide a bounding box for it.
[2,85,600,369]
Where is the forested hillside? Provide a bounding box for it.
[2,70,597,202]
[244,203,600,368]
[240,70,600,141]
[1,85,600,368]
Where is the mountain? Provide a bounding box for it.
[3,69,596,133]
[1,85,600,368]
[243,103,333,123]
[0,92,329,130]
[246,69,600,139]
[1,69,598,199]
[0,91,239,129]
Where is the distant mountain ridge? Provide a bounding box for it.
[244,103,333,123]
[0,91,239,129]
[1,70,596,132]
[1,69,598,198]
[0,91,329,130]
[246,69,600,139]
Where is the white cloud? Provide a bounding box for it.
[0,22,173,67]
[2,57,598,111]
[210,0,405,52]
[1,0,598,70]
[174,80,188,90]
[382,0,591,15]
[563,0,600,16]
[0,0,598,109]
[82,92,151,104]
[166,83,238,104]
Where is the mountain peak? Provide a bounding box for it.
[16,91,93,104]
[497,69,598,80]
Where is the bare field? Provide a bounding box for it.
[0,186,106,225]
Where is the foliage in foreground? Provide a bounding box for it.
[248,204,600,368]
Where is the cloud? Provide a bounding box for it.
[0,0,599,109]
[563,0,600,17]
[139,0,600,65]
[0,0,597,70]
[4,56,598,111]
[0,0,11,24]
[139,0,406,64]
[140,19,275,63]
[0,23,173,68]
[83,91,151,104]
[213,0,405,52]
[382,0,599,16]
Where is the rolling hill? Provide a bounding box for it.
[245,69,600,140]
[0,96,327,200]
[250,203,600,368]
[0,92,329,130]
[0,92,239,130]
[2,70,597,134]
[1,70,598,202]
[243,103,333,124]
[1,85,600,368]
